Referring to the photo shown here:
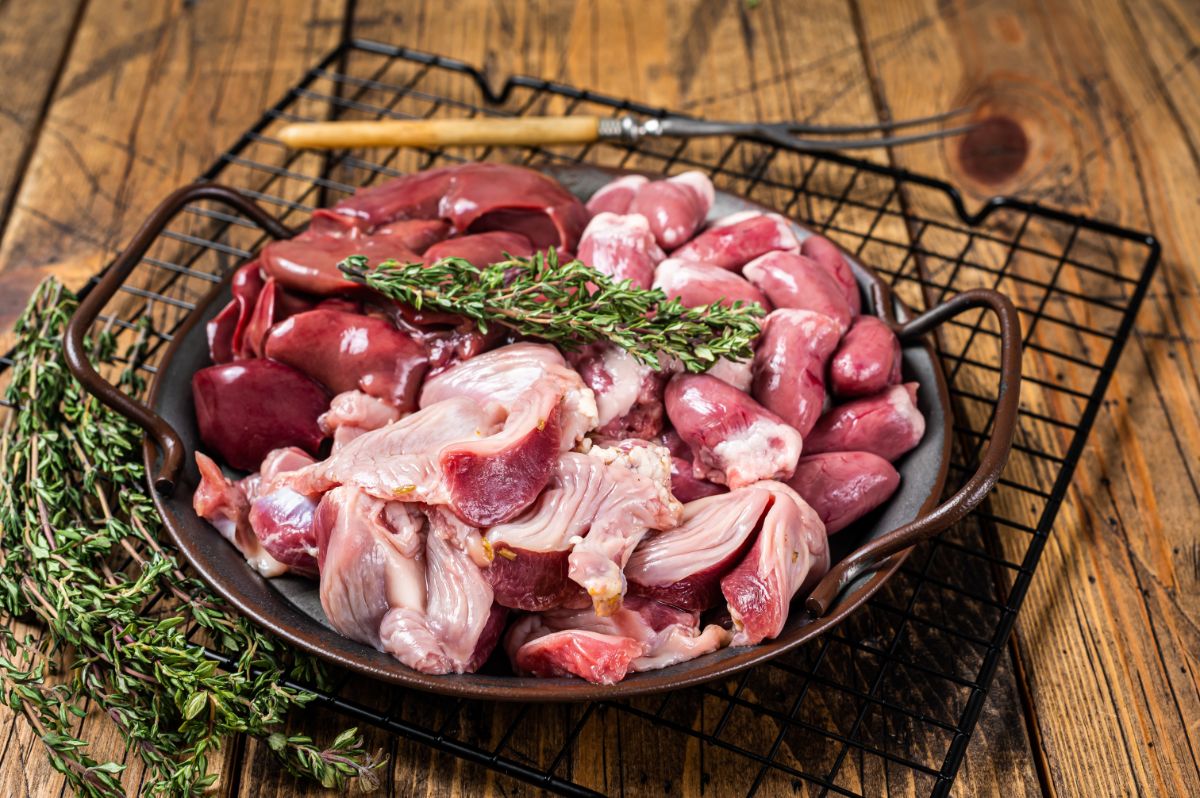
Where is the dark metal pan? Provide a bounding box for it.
[64,166,1022,701]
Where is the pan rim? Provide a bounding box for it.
[146,166,954,701]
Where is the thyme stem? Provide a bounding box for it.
[0,279,386,796]
[338,249,764,372]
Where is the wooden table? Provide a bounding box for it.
[1,1,1197,795]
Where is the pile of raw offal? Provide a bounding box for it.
[191,163,925,685]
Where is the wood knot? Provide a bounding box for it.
[956,115,1029,184]
[943,73,1102,209]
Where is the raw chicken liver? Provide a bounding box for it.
[421,230,534,266]
[192,359,329,471]
[331,163,589,251]
[260,218,432,296]
[264,309,429,411]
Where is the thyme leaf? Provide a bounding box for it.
[0,280,385,796]
[338,249,764,371]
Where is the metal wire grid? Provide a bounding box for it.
[2,39,1159,797]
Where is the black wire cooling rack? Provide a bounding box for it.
[5,39,1160,797]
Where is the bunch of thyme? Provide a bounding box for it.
[339,249,764,371]
[0,280,384,796]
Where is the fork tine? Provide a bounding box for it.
[759,123,978,152]
[783,106,973,136]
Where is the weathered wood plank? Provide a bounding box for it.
[5,0,1197,795]
[0,0,344,795]
[0,0,345,342]
[0,0,85,234]
[856,0,1200,796]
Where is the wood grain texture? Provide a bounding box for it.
[0,0,345,344]
[0,0,1196,796]
[0,0,85,232]
[855,1,1200,797]
[0,0,345,794]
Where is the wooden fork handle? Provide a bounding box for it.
[277,115,602,150]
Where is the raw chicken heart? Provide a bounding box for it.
[665,373,802,488]
[576,212,666,289]
[566,343,665,439]
[671,210,799,270]
[743,250,853,333]
[751,309,842,437]
[801,234,862,316]
[787,452,900,534]
[628,172,715,250]
[586,174,649,215]
[829,315,903,398]
[804,383,926,462]
[653,258,770,309]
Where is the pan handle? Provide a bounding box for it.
[805,287,1023,617]
[64,183,295,496]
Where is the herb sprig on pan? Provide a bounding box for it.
[339,250,764,372]
[0,281,384,796]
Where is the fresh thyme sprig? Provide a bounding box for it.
[0,280,384,796]
[339,250,764,372]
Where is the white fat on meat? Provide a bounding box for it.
[319,390,403,451]
[709,418,803,486]
[566,439,682,616]
[419,342,599,449]
[566,343,666,440]
[665,373,802,488]
[274,395,505,502]
[504,596,728,685]
[705,357,753,392]
[590,345,651,428]
[720,481,830,646]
